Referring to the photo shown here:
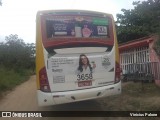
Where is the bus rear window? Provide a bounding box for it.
[46,15,109,39]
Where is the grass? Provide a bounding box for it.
[0,67,31,98]
[98,81,160,111]
[98,82,160,120]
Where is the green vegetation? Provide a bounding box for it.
[0,34,35,97]
[116,0,160,44]
[0,67,30,94]
[116,0,160,57]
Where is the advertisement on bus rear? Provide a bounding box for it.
[46,15,109,38]
[47,53,113,88]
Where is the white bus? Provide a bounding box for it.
[36,10,121,106]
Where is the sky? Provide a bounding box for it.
[0,0,140,44]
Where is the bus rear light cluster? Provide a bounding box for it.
[115,62,121,83]
[39,67,51,92]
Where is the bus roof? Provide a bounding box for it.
[37,9,113,18]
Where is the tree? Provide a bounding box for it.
[116,0,160,43]
[0,34,35,72]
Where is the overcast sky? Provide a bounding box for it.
[0,0,140,43]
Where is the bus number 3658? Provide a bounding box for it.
[77,73,93,81]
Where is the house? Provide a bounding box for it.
[119,35,160,85]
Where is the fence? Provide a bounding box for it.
[121,62,160,82]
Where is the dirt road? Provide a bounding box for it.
[1,76,158,120]
[0,75,106,120]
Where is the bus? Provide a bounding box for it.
[36,10,121,106]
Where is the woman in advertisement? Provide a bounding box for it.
[76,54,96,81]
[77,54,96,74]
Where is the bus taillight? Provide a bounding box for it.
[39,67,51,92]
[115,62,121,83]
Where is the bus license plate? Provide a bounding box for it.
[78,80,92,87]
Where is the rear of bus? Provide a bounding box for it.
[36,10,121,106]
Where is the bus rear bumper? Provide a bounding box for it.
[37,81,121,106]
